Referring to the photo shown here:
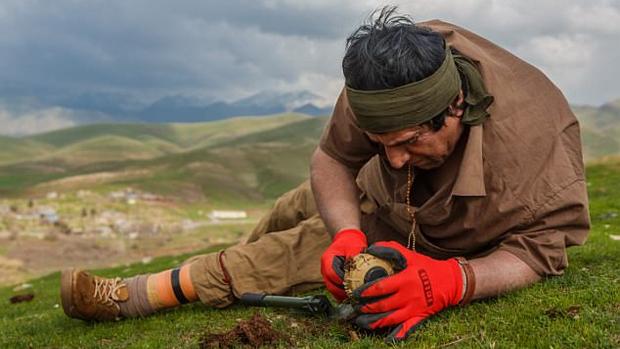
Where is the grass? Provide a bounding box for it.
[1,161,619,348]
[0,114,322,203]
[0,136,54,165]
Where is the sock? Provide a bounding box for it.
[118,274,155,317]
[118,265,198,318]
[146,265,198,310]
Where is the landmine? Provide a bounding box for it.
[344,253,395,298]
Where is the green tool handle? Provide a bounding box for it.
[240,292,333,316]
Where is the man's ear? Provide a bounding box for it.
[448,89,465,118]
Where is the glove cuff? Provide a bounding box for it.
[333,228,367,244]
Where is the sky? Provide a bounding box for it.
[1,0,619,134]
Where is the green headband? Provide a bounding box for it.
[346,46,461,133]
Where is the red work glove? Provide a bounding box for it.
[320,229,368,301]
[351,241,463,342]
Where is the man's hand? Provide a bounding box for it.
[351,241,463,342]
[320,229,368,301]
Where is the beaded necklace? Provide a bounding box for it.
[404,163,416,250]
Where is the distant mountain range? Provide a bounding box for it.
[57,90,333,123]
[572,98,620,161]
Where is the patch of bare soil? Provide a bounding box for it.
[1,234,219,286]
[0,255,26,285]
[544,304,582,319]
[5,235,125,275]
[199,313,289,348]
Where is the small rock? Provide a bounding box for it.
[141,256,153,264]
[349,330,360,342]
[12,283,33,292]
[598,211,618,220]
[566,305,581,319]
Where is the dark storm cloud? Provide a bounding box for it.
[0,0,618,114]
[0,0,364,104]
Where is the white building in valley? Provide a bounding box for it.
[208,210,247,221]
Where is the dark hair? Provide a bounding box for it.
[342,6,445,90]
[343,6,449,131]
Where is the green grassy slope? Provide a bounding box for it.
[2,102,618,204]
[26,114,306,150]
[210,116,326,148]
[101,117,326,205]
[0,136,54,165]
[0,160,618,348]
[581,128,620,160]
[0,114,306,170]
[170,113,310,148]
[0,114,320,200]
[28,123,180,148]
[573,99,620,161]
[48,135,178,165]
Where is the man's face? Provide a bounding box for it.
[366,91,465,170]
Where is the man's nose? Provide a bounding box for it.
[385,147,410,169]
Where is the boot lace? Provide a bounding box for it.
[93,277,124,307]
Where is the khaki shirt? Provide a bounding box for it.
[319,20,590,276]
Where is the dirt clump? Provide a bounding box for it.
[199,313,289,348]
[10,293,34,304]
[545,304,582,319]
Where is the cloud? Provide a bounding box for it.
[515,34,595,98]
[567,3,620,35]
[396,0,620,104]
[0,106,76,136]
[0,0,618,111]
[0,0,364,105]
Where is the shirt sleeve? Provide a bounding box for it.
[497,179,590,276]
[319,88,379,173]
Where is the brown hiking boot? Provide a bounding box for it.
[60,269,129,321]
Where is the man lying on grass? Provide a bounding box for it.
[60,7,590,342]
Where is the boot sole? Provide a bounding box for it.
[60,268,83,320]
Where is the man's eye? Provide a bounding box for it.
[406,136,418,144]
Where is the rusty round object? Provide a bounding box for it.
[344,253,394,298]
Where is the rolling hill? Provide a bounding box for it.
[0,114,326,205]
[572,98,620,161]
[0,136,54,165]
[1,99,619,203]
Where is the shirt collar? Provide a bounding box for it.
[451,124,486,197]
